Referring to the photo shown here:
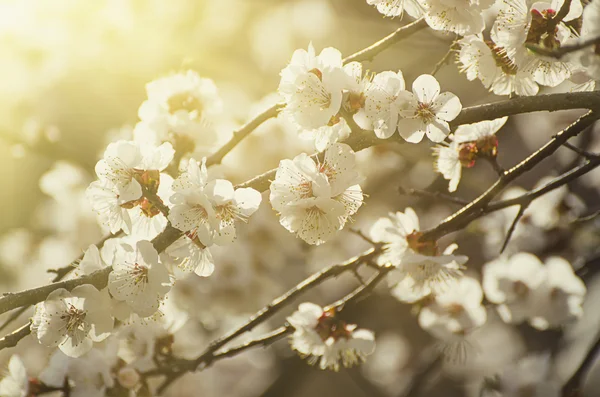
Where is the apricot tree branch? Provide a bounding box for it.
[421,112,600,241]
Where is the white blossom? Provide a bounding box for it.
[0,356,28,397]
[300,116,351,152]
[278,44,348,130]
[363,70,407,139]
[528,256,586,330]
[370,208,468,302]
[287,303,375,370]
[457,35,539,96]
[367,0,425,18]
[31,285,114,357]
[94,140,174,196]
[419,277,487,342]
[108,240,171,318]
[420,0,494,35]
[270,143,363,245]
[86,180,134,234]
[168,158,262,245]
[493,0,581,87]
[397,74,462,143]
[433,117,507,192]
[161,235,215,278]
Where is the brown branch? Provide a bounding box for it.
[499,204,528,254]
[450,91,600,128]
[0,227,181,319]
[0,322,31,350]
[0,267,113,317]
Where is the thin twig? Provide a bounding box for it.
[499,204,528,254]
[562,141,600,160]
[211,326,291,361]
[431,39,459,76]
[205,104,284,166]
[343,18,428,64]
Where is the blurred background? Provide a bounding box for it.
[1,0,600,396]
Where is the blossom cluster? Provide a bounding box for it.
[0,0,597,394]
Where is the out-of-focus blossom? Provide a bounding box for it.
[367,0,424,18]
[0,356,28,397]
[483,253,585,330]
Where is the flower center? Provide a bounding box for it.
[458,142,478,168]
[446,303,465,316]
[167,92,204,118]
[61,303,86,333]
[513,280,529,297]
[415,102,436,123]
[131,263,149,286]
[315,309,353,341]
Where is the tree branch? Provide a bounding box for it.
[450,91,600,128]
[205,104,284,166]
[0,322,31,350]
